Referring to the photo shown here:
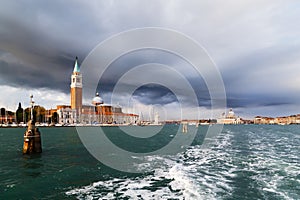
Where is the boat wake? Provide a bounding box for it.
[66,126,300,199]
[66,130,234,199]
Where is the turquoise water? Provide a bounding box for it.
[0,125,299,199]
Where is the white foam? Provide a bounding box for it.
[66,156,202,199]
[248,128,300,200]
[6,184,16,188]
[67,127,300,199]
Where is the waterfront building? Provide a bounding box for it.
[55,57,139,125]
[253,116,263,124]
[57,105,76,125]
[254,116,275,124]
[276,116,289,125]
[217,108,242,124]
[91,101,139,125]
[296,114,300,124]
[253,115,300,125]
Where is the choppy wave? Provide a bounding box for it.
[66,125,300,199]
[66,154,203,199]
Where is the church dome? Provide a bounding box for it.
[92,93,103,105]
[227,108,235,118]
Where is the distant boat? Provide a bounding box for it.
[36,123,48,127]
[2,124,8,127]
[278,122,287,126]
[11,123,18,127]
[200,122,210,125]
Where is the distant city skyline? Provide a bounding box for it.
[0,1,300,119]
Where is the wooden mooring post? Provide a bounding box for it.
[23,94,42,154]
[182,122,188,133]
[23,120,42,154]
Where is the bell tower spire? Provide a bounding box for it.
[73,56,80,73]
[70,57,82,118]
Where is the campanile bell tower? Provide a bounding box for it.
[70,57,82,115]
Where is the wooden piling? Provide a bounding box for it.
[182,122,188,133]
[23,120,42,154]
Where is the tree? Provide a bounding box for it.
[34,105,46,123]
[24,105,46,123]
[24,108,30,123]
[52,112,58,124]
[6,111,14,123]
[16,103,24,123]
[0,108,5,124]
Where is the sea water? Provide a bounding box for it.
[0,125,299,199]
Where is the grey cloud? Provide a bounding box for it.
[0,0,299,117]
[221,44,300,108]
[132,84,178,105]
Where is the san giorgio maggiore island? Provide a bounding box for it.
[0,57,139,127]
[0,57,300,127]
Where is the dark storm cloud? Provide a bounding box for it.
[0,57,71,91]
[0,0,104,92]
[221,44,300,108]
[0,0,299,114]
[132,84,178,105]
[0,0,164,94]
[226,95,292,108]
[95,49,211,107]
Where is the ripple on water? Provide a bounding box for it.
[66,159,201,199]
[66,131,234,199]
[66,126,300,199]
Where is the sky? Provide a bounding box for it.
[0,0,300,119]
